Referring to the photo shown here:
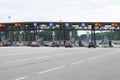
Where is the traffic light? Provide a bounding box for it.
[95,23,101,27]
[0,24,3,28]
[0,24,5,28]
[111,23,118,27]
[14,23,21,27]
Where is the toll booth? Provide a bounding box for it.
[0,22,120,47]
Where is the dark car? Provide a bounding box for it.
[52,41,60,47]
[65,41,73,48]
[2,42,11,46]
[88,42,96,48]
[26,41,32,46]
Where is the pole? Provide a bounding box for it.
[64,29,66,46]
[93,27,96,46]
[8,16,11,22]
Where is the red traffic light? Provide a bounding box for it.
[0,24,3,28]
[95,23,101,27]
[111,23,118,27]
[0,24,5,28]
[14,23,21,27]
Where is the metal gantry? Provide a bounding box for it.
[0,22,120,45]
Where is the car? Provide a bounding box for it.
[88,42,96,48]
[44,41,52,47]
[2,42,11,46]
[78,40,84,47]
[52,41,60,47]
[65,41,73,48]
[15,42,25,46]
[27,41,33,46]
[31,41,40,47]
[2,38,13,46]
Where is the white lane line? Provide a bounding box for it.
[38,66,65,74]
[71,59,86,65]
[5,59,30,64]
[15,76,27,80]
[35,56,51,59]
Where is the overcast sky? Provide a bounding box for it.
[0,0,120,22]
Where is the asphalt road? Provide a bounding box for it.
[0,47,120,80]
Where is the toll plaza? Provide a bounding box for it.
[0,22,120,47]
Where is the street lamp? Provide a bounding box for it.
[8,16,11,22]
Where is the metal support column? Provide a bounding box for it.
[93,27,96,46]
[63,29,66,46]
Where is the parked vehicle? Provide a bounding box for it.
[31,41,40,47]
[44,41,52,47]
[88,42,96,48]
[65,41,73,48]
[52,41,60,47]
[15,42,25,46]
[2,38,13,46]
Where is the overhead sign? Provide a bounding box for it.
[52,31,55,39]
[86,31,90,40]
[1,35,5,42]
[35,34,39,40]
[1,35,5,39]
[18,34,23,42]
[18,34,23,40]
[69,31,72,40]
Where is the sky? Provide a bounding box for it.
[0,0,120,22]
[0,0,120,35]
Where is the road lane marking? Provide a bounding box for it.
[71,59,86,65]
[5,59,30,64]
[15,76,27,80]
[38,66,65,74]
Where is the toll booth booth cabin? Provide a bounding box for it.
[0,22,120,47]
